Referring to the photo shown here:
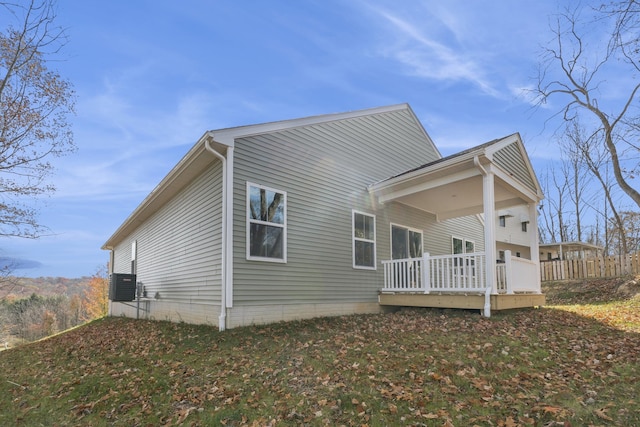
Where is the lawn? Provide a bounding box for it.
[1,278,639,426]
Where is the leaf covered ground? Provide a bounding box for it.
[1,278,639,426]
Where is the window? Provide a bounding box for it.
[465,240,475,254]
[499,215,506,227]
[453,236,463,255]
[452,237,475,254]
[353,211,376,269]
[247,183,286,262]
[391,224,423,259]
[516,252,521,257]
[453,237,476,269]
[521,221,528,232]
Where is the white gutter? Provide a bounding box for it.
[474,155,492,318]
[204,137,234,331]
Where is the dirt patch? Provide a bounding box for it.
[543,276,640,305]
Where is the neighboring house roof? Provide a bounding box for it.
[102,104,434,250]
[539,241,604,252]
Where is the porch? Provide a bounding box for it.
[379,251,545,315]
[369,134,545,317]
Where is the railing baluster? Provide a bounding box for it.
[382,253,496,293]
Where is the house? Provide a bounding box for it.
[539,241,604,261]
[495,204,537,260]
[102,104,545,330]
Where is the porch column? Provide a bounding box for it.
[528,202,542,293]
[482,167,497,293]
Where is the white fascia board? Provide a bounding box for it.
[487,133,544,200]
[376,167,481,204]
[484,133,521,158]
[370,151,482,195]
[492,166,541,203]
[102,134,222,250]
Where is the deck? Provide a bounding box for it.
[379,251,544,315]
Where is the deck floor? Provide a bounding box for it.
[378,292,545,311]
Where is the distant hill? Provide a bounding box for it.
[0,276,91,299]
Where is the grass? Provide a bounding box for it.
[1,278,639,426]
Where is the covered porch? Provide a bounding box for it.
[369,134,545,316]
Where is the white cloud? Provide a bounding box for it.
[363,5,502,97]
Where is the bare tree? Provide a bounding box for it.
[614,211,640,253]
[0,0,75,240]
[535,2,640,209]
[568,122,629,254]
[559,120,598,243]
[538,165,572,243]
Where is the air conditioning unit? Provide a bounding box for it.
[109,273,137,302]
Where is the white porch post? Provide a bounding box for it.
[422,252,430,294]
[482,167,497,294]
[528,202,542,293]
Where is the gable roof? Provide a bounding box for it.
[378,135,512,183]
[369,133,544,220]
[102,104,436,249]
[206,103,436,148]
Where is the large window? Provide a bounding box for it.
[247,183,286,262]
[391,224,423,259]
[353,210,376,269]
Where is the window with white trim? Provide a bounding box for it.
[391,224,423,259]
[247,183,286,262]
[465,240,475,253]
[452,236,475,254]
[353,210,376,269]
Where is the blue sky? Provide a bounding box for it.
[1,0,616,277]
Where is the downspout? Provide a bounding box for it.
[205,137,232,331]
[474,155,492,318]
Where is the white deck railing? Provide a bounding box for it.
[382,252,486,293]
[503,252,541,293]
[381,250,540,294]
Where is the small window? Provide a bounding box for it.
[452,236,463,255]
[499,250,505,261]
[353,211,376,269]
[521,221,528,232]
[247,183,286,262]
[452,236,475,254]
[465,240,475,254]
[499,216,506,227]
[516,252,521,258]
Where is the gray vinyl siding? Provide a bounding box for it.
[112,244,132,275]
[493,142,537,193]
[112,161,223,305]
[231,108,461,306]
[424,216,485,255]
[378,203,485,258]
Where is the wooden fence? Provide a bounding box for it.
[540,253,640,281]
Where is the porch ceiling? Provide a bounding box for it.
[391,173,527,220]
[370,150,540,221]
